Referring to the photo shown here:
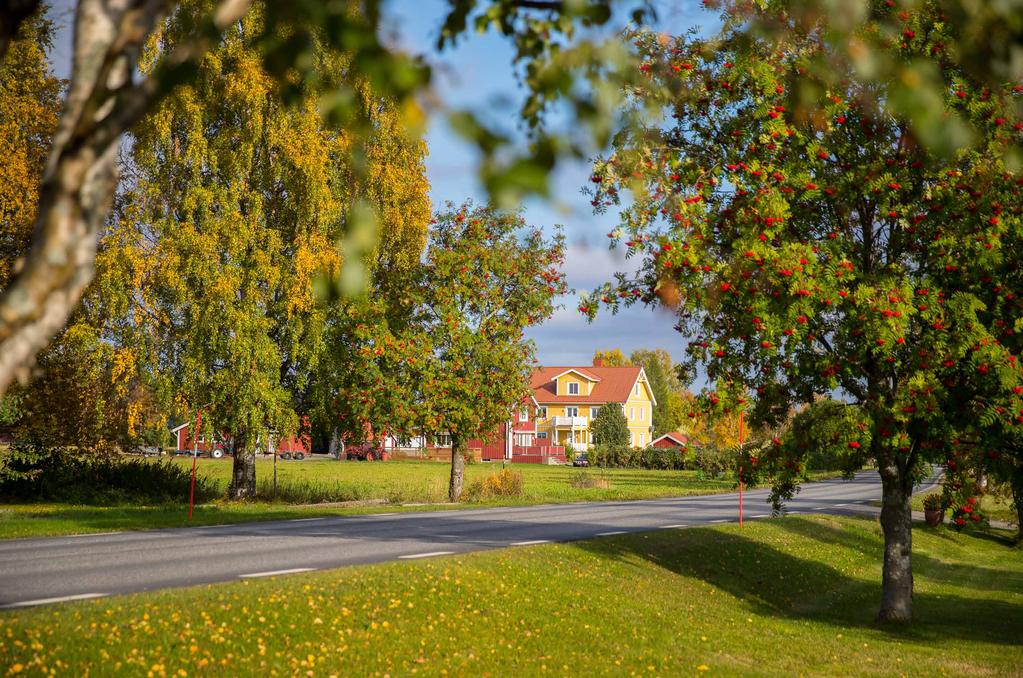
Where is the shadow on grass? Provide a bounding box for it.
[575,517,1023,646]
[771,517,1023,596]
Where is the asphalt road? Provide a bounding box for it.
[0,469,939,609]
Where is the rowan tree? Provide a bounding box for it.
[100,7,429,498]
[402,203,566,501]
[585,2,1023,622]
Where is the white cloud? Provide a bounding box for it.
[561,242,644,291]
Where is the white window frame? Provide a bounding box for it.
[435,434,452,447]
[590,406,600,419]
[635,383,641,396]
[518,409,528,422]
[566,406,579,418]
[638,433,645,446]
[630,431,635,446]
[537,431,548,440]
[539,407,547,419]
[629,407,635,420]
[568,382,580,395]
[639,407,644,421]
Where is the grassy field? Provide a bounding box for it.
[171,457,738,501]
[1,515,1019,676]
[0,458,788,539]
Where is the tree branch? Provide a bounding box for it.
[0,0,252,398]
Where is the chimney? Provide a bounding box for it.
[593,357,604,367]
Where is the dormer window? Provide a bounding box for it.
[568,382,580,395]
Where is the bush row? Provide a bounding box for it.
[0,445,220,505]
[588,444,747,475]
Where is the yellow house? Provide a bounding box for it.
[529,358,656,450]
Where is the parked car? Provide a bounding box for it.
[572,453,589,467]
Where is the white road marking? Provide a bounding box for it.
[369,513,397,517]
[595,531,626,537]
[239,568,314,578]
[709,519,728,524]
[835,503,849,507]
[660,524,687,529]
[64,532,116,538]
[511,539,552,546]
[751,514,769,519]
[288,518,326,523]
[1,593,107,609]
[399,551,454,559]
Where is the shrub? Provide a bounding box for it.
[463,468,524,502]
[688,444,735,477]
[569,470,610,489]
[0,444,220,504]
[590,444,687,470]
[923,493,943,511]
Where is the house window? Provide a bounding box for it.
[435,434,452,447]
[630,431,635,446]
[568,382,580,395]
[518,409,528,422]
[539,407,547,419]
[566,406,579,418]
[590,406,600,419]
[588,432,593,443]
[639,407,644,421]
[514,433,532,447]
[537,431,548,440]
[629,407,635,420]
[635,383,641,396]
[638,433,645,446]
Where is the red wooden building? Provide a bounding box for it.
[172,422,311,458]
[472,397,566,464]
[649,431,689,450]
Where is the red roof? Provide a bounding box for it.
[530,365,644,404]
[651,431,689,447]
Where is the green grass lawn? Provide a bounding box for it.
[1,459,795,539]
[1,515,1019,676]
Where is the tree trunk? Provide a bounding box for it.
[878,461,914,622]
[449,433,465,502]
[329,428,344,461]
[228,430,257,499]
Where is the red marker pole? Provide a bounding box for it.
[188,408,203,521]
[738,410,744,528]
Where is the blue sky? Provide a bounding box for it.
[47,0,715,366]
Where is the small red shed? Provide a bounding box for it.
[649,431,689,450]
